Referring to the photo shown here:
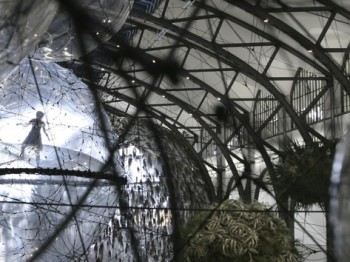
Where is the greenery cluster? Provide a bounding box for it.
[181,200,302,262]
[275,141,335,209]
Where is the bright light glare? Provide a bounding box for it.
[0,59,112,168]
[0,59,119,261]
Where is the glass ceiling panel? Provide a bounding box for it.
[183,49,230,70]
[272,11,332,42]
[216,19,270,45]
[167,88,207,109]
[173,17,221,43]
[223,46,276,74]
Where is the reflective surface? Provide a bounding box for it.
[0,59,110,168]
[35,0,132,61]
[0,59,120,261]
[331,128,350,261]
[0,0,58,81]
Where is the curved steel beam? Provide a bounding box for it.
[129,11,313,142]
[88,52,277,200]
[104,74,246,196]
[95,84,218,201]
[96,55,276,199]
[228,0,350,95]
[193,1,329,76]
[316,0,350,19]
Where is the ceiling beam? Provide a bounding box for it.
[226,0,350,96]
[129,11,314,143]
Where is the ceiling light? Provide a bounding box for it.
[131,80,135,83]
[152,59,156,63]
[263,18,269,23]
[217,97,221,101]
[308,49,313,53]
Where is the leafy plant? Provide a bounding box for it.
[275,140,336,209]
[181,200,302,262]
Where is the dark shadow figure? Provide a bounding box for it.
[20,111,49,167]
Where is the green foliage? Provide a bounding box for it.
[181,200,302,262]
[275,140,336,209]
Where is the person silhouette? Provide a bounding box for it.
[20,111,49,166]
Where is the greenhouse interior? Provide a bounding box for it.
[0,0,349,261]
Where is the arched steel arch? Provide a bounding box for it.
[83,57,247,196]
[93,83,218,201]
[188,1,330,76]
[90,48,277,200]
[229,0,350,94]
[69,0,349,201]
[128,11,315,142]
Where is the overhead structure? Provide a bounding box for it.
[0,0,349,261]
[65,2,349,259]
[74,0,350,187]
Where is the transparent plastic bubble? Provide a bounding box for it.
[0,0,58,81]
[330,128,350,261]
[35,0,132,61]
[0,59,121,261]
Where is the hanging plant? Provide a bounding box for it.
[274,140,336,209]
[181,200,302,262]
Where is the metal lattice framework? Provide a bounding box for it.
[0,0,349,261]
[63,0,350,200]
